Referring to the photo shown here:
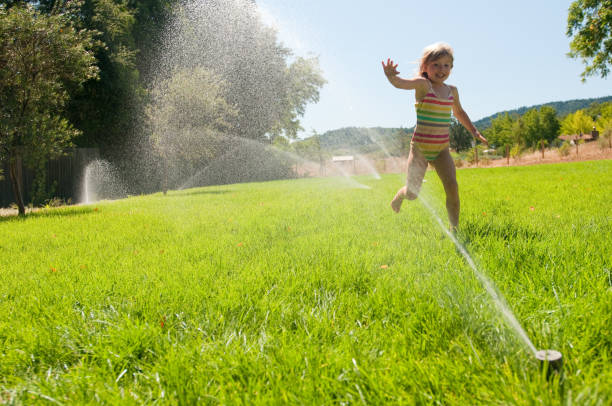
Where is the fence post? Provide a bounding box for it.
[506,145,510,166]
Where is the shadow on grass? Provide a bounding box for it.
[0,206,98,223]
[164,189,234,198]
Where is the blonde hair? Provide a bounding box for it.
[418,42,454,78]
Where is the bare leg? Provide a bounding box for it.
[432,148,459,228]
[391,143,428,213]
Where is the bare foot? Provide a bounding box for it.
[390,186,407,213]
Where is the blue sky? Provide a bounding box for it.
[256,0,611,137]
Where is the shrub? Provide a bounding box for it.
[599,128,612,149]
[559,141,571,157]
[510,144,523,161]
[44,197,71,208]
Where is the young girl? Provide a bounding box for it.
[382,42,487,229]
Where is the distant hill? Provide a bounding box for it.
[310,126,413,157]
[473,95,612,130]
[304,95,612,154]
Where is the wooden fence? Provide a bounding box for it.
[0,148,99,207]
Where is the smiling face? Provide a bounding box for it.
[424,55,453,85]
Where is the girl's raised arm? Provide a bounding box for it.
[382,58,425,90]
[451,86,488,144]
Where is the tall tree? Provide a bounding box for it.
[521,106,560,147]
[10,0,142,148]
[158,0,325,142]
[449,117,473,152]
[567,0,612,80]
[483,113,516,150]
[561,110,595,135]
[147,67,238,192]
[67,0,140,149]
[0,4,99,214]
[538,106,562,144]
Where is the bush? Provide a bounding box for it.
[454,158,464,168]
[510,144,523,161]
[466,149,477,164]
[599,128,612,149]
[559,141,571,157]
[44,197,71,208]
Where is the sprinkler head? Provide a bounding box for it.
[535,349,562,378]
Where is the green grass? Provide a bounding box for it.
[1,160,610,404]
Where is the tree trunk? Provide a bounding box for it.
[506,145,510,166]
[575,137,579,156]
[8,157,25,216]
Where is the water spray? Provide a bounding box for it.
[417,195,562,376]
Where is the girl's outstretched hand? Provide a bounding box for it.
[382,58,400,77]
[474,130,488,145]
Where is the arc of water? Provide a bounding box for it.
[178,143,242,190]
[418,195,538,355]
[178,134,372,191]
[355,154,381,179]
[364,128,404,171]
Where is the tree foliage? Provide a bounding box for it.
[483,113,517,150]
[567,0,612,80]
[147,67,238,191]
[561,110,595,135]
[0,3,98,214]
[66,0,141,148]
[520,106,560,146]
[158,0,325,142]
[449,118,473,152]
[474,96,612,130]
[8,0,144,148]
[484,107,560,149]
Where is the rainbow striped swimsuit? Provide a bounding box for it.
[413,86,453,161]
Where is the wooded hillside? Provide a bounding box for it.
[308,95,612,154]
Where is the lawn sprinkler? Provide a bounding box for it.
[535,349,563,378]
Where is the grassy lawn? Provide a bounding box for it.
[1,160,610,404]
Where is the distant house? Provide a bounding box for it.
[558,134,595,143]
[331,155,356,173]
[332,155,354,163]
[559,127,598,143]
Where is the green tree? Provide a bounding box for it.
[66,0,140,149]
[161,0,325,142]
[538,106,562,144]
[595,106,612,147]
[11,0,142,149]
[147,67,238,193]
[449,117,473,152]
[0,4,99,215]
[567,0,612,80]
[522,109,540,147]
[584,100,612,119]
[560,110,595,135]
[521,106,560,147]
[484,113,516,150]
[269,57,327,140]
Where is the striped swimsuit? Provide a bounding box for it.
[413,83,453,161]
